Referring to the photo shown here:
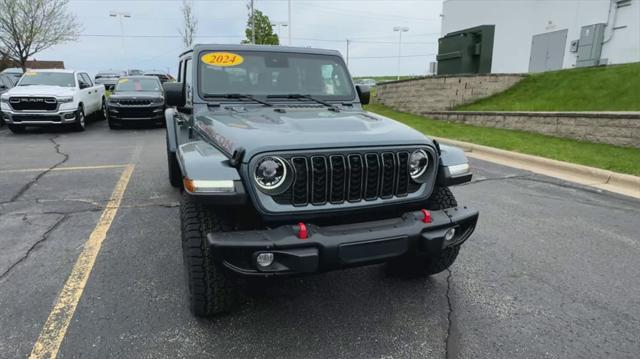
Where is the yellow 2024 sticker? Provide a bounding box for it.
[201,52,244,67]
[24,72,37,76]
[118,78,128,83]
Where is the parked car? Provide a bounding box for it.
[164,44,478,317]
[143,70,173,83]
[106,76,165,129]
[127,69,144,76]
[0,67,25,82]
[0,69,106,133]
[0,74,17,126]
[94,71,126,90]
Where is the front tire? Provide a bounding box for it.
[181,194,241,317]
[387,186,461,277]
[71,106,86,132]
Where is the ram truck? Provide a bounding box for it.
[164,44,479,317]
[0,69,106,133]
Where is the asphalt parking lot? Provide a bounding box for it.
[0,121,639,359]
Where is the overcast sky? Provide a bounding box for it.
[36,0,443,77]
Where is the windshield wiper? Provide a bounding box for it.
[203,93,272,107]
[267,94,340,112]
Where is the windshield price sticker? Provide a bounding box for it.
[201,52,244,67]
[118,78,128,83]
[24,72,37,76]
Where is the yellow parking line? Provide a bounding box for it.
[0,164,128,174]
[29,164,135,359]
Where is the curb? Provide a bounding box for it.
[434,137,640,199]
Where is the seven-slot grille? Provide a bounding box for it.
[273,151,424,206]
[117,98,153,106]
[9,97,57,111]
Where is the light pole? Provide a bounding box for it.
[346,39,351,68]
[250,0,256,44]
[109,11,131,61]
[393,26,409,80]
[287,0,292,45]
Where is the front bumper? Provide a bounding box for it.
[107,105,164,121]
[1,109,78,125]
[209,206,478,276]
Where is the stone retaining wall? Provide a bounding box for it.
[423,111,640,148]
[375,74,525,112]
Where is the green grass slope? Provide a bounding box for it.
[457,62,640,112]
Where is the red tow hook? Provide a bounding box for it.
[420,209,432,224]
[297,222,308,240]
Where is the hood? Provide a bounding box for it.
[193,107,432,160]
[5,85,75,97]
[110,91,163,100]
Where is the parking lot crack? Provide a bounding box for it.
[8,136,70,202]
[0,214,68,282]
[444,268,456,359]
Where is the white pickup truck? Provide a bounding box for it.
[0,69,106,133]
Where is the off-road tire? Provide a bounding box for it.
[97,98,107,121]
[181,194,241,317]
[427,186,458,210]
[387,186,460,277]
[8,124,26,134]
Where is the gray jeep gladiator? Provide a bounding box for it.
[164,44,479,317]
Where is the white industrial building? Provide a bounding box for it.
[440,0,640,73]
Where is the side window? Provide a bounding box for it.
[80,73,93,86]
[77,74,88,88]
[184,58,193,106]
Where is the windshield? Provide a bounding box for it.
[114,77,161,92]
[198,51,354,100]
[18,72,75,87]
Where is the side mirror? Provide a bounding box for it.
[79,82,89,89]
[356,85,370,105]
[164,82,185,107]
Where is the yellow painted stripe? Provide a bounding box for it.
[0,164,128,174]
[29,164,135,359]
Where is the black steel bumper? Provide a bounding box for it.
[208,206,478,276]
[107,105,164,121]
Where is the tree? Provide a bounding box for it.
[179,0,198,48]
[0,0,81,71]
[242,8,279,45]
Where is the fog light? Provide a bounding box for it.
[445,228,456,241]
[256,252,274,267]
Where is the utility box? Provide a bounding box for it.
[576,23,606,68]
[437,25,495,75]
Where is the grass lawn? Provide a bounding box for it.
[365,104,640,176]
[457,62,640,112]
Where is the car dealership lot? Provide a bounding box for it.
[0,123,639,358]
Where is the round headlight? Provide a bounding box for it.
[409,149,429,179]
[254,156,287,191]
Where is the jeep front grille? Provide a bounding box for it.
[273,151,424,206]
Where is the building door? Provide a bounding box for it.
[528,29,568,73]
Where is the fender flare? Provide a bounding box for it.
[177,140,246,204]
[437,144,473,186]
[165,108,178,153]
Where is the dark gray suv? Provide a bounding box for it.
[164,44,478,317]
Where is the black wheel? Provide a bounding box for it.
[71,106,86,131]
[107,117,121,129]
[387,186,460,277]
[8,124,26,134]
[181,193,241,317]
[98,98,107,121]
[166,134,182,187]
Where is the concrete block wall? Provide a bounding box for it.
[424,111,640,148]
[375,74,525,112]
